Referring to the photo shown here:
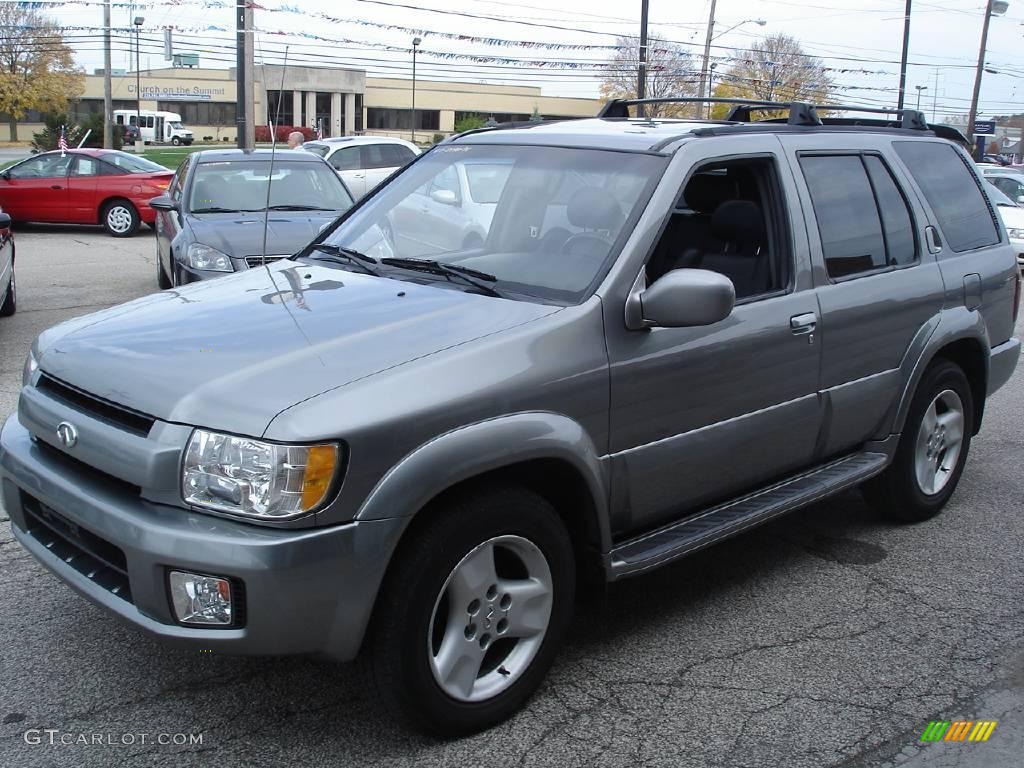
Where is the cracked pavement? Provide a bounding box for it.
[1,227,1022,766]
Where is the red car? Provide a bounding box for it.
[0,149,173,237]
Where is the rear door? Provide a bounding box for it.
[0,153,74,222]
[328,146,365,198]
[782,137,945,456]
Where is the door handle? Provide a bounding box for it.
[790,312,817,334]
[925,225,942,255]
[50,185,63,190]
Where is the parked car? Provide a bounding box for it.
[981,153,1010,166]
[984,180,1024,266]
[149,149,353,287]
[302,136,419,199]
[0,207,14,317]
[983,168,1024,205]
[2,100,1019,737]
[0,149,172,236]
[979,164,1024,178]
[121,123,141,144]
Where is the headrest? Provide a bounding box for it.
[711,200,766,244]
[567,187,624,231]
[683,173,737,213]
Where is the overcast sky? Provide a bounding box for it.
[57,0,1024,119]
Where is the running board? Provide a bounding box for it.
[608,451,889,580]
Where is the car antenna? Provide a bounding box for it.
[260,45,290,268]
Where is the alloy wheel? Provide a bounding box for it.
[914,388,965,495]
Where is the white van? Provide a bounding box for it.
[113,110,194,146]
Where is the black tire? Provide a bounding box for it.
[171,136,181,146]
[156,250,171,289]
[369,485,575,736]
[0,260,15,317]
[863,359,974,522]
[102,199,140,237]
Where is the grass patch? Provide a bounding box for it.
[140,146,208,169]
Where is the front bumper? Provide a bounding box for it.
[0,414,405,660]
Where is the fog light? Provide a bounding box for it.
[168,571,233,626]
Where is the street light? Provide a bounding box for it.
[713,18,766,41]
[134,15,144,146]
[915,84,928,110]
[411,37,421,144]
[967,0,1008,158]
[706,62,719,119]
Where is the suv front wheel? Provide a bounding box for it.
[864,359,974,522]
[369,485,575,736]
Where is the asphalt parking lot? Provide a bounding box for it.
[1,226,1022,767]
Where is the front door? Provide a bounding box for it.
[329,146,365,199]
[66,154,101,223]
[605,142,823,536]
[0,153,74,222]
[155,160,188,279]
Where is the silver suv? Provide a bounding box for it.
[1,99,1019,736]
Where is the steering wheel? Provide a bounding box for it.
[560,232,613,256]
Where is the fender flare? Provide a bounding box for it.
[354,411,612,552]
[889,307,990,436]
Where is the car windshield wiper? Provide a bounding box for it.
[190,206,245,213]
[266,204,336,211]
[306,243,381,275]
[379,257,503,298]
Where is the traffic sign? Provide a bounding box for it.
[974,120,996,136]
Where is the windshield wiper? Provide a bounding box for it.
[379,257,503,298]
[266,204,336,211]
[190,206,244,214]
[307,243,380,275]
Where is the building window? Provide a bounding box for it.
[158,101,237,126]
[366,107,439,131]
[265,90,294,126]
[355,94,364,133]
[455,111,531,125]
[67,99,136,122]
[314,92,332,135]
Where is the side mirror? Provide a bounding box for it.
[148,194,178,212]
[0,213,11,228]
[430,189,458,206]
[1,170,10,181]
[640,269,735,328]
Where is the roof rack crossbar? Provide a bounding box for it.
[599,97,930,132]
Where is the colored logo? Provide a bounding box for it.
[920,720,997,743]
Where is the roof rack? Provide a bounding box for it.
[598,97,932,133]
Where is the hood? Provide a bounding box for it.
[996,203,1024,230]
[187,212,340,259]
[36,262,559,436]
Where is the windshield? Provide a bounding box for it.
[188,160,354,213]
[318,145,666,303]
[103,152,167,174]
[984,180,1017,207]
[169,121,184,131]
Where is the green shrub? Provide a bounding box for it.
[454,114,486,133]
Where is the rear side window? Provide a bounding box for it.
[800,155,887,278]
[894,141,999,252]
[381,144,415,166]
[863,156,916,267]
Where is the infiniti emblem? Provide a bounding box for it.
[56,421,78,449]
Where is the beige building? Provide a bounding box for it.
[2,64,600,143]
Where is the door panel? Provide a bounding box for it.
[608,292,822,531]
[66,155,101,223]
[0,153,73,221]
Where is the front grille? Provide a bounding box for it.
[21,494,132,604]
[34,440,141,496]
[37,374,155,437]
[244,255,287,268]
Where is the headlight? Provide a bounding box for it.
[1007,227,1024,240]
[182,429,339,520]
[185,243,233,272]
[22,349,38,386]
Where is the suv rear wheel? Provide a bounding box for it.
[369,485,575,736]
[864,359,973,522]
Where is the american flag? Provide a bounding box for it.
[315,119,323,140]
[58,125,68,156]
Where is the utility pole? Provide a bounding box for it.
[698,0,717,119]
[103,0,112,148]
[915,85,927,110]
[932,67,939,123]
[411,37,421,143]
[235,0,251,150]
[967,0,1007,158]
[637,0,649,117]
[896,0,912,111]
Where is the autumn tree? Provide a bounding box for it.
[600,37,700,118]
[710,34,833,119]
[0,5,83,141]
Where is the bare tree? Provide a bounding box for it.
[600,37,700,118]
[0,5,83,140]
[711,34,833,118]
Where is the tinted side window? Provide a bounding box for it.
[893,141,999,252]
[382,144,414,166]
[800,155,886,278]
[169,161,188,200]
[360,144,391,170]
[864,155,916,267]
[330,147,360,171]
